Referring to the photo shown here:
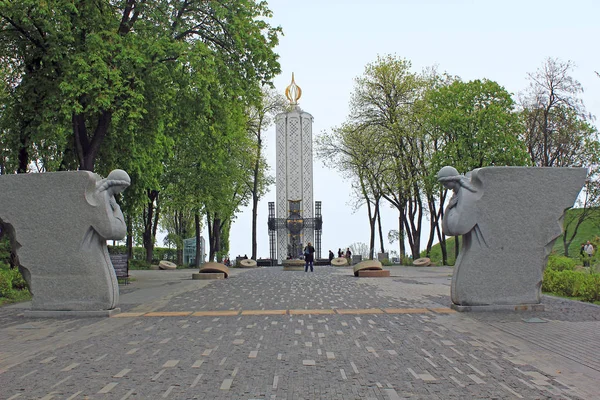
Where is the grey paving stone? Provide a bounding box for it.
[0,266,598,399]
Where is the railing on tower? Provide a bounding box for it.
[315,201,322,259]
[268,202,276,265]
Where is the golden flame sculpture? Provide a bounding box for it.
[285,72,302,105]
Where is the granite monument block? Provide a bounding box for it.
[437,166,586,310]
[0,169,130,314]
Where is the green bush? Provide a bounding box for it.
[129,259,151,270]
[0,270,14,297]
[9,268,28,290]
[381,258,392,266]
[542,269,584,297]
[578,273,600,302]
[546,254,576,271]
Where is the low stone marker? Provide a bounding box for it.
[159,260,177,270]
[353,260,389,277]
[282,259,304,271]
[331,257,348,267]
[109,254,129,284]
[437,165,587,311]
[192,262,229,279]
[413,257,431,267]
[0,169,130,317]
[239,259,257,268]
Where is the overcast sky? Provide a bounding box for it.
[201,0,600,260]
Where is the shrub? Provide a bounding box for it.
[578,273,600,302]
[546,254,576,271]
[0,270,14,297]
[381,258,392,266]
[542,269,584,297]
[9,268,28,290]
[129,259,151,270]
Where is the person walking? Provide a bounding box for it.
[304,242,316,272]
[584,240,594,267]
[338,248,343,258]
[345,247,352,266]
[328,250,334,265]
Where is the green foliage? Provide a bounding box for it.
[577,273,600,302]
[0,262,29,302]
[0,270,13,297]
[380,258,392,266]
[426,79,531,175]
[9,267,28,290]
[129,259,151,270]
[542,269,582,297]
[546,254,577,271]
[420,237,457,266]
[553,207,600,257]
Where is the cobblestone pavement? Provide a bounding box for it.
[1,266,599,399]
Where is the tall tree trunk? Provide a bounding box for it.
[73,110,112,172]
[209,214,221,262]
[17,137,28,173]
[376,198,385,254]
[251,136,262,260]
[176,211,184,266]
[359,175,376,260]
[207,214,214,262]
[195,213,201,267]
[143,189,159,264]
[398,215,406,264]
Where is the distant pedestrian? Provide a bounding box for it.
[345,248,352,265]
[304,242,316,272]
[328,250,334,265]
[338,248,343,258]
[584,241,594,267]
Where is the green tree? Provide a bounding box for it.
[0,0,282,172]
[246,86,285,260]
[317,123,387,260]
[519,58,600,256]
[424,79,530,262]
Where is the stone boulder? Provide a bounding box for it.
[353,260,383,276]
[413,257,431,267]
[282,259,305,271]
[331,257,348,267]
[198,262,229,278]
[159,260,177,270]
[239,259,257,268]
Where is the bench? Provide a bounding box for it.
[109,254,129,284]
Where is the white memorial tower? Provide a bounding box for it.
[274,74,316,260]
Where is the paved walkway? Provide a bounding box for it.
[1,266,599,399]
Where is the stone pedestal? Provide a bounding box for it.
[282,259,305,271]
[357,270,390,278]
[192,272,225,280]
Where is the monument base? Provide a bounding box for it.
[192,272,225,280]
[451,303,545,312]
[23,308,121,318]
[357,270,390,277]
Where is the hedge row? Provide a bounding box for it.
[0,263,28,298]
[542,254,600,302]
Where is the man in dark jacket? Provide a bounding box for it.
[304,242,316,272]
[328,250,334,265]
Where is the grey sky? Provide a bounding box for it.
[224,0,600,259]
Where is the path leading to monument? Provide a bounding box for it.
[0,266,599,399]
